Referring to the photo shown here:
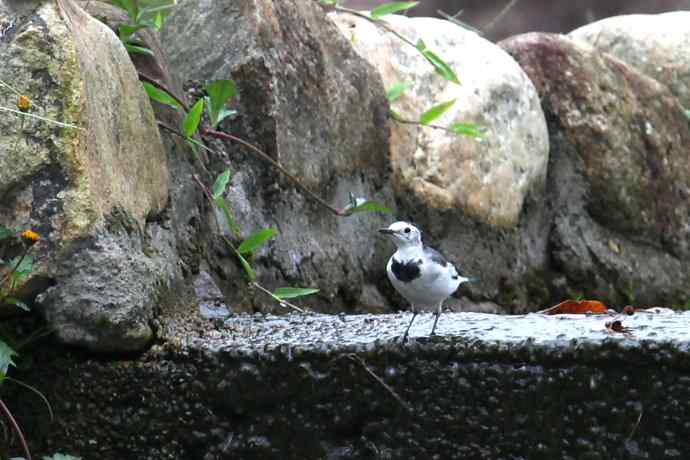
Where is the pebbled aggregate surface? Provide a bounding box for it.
[7,311,690,459]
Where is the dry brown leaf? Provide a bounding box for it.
[538,299,609,315]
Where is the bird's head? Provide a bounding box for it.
[379,221,423,248]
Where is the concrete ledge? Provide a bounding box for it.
[8,312,690,459]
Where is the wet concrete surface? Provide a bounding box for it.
[7,311,690,459]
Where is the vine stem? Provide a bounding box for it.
[200,128,346,216]
[250,282,306,313]
[0,245,30,288]
[142,74,348,217]
[191,175,308,314]
[138,71,190,112]
[0,398,31,460]
[333,5,419,50]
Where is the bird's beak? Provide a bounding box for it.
[378,228,395,235]
[466,277,479,283]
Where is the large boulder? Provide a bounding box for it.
[161,0,395,313]
[330,13,549,229]
[569,11,690,108]
[501,33,690,306]
[0,0,185,352]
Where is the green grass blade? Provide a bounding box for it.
[237,228,278,255]
[370,2,419,19]
[273,287,320,300]
[420,99,456,125]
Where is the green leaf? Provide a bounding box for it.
[182,99,205,138]
[152,11,164,29]
[237,228,278,255]
[111,0,138,20]
[205,80,237,128]
[124,43,154,56]
[449,122,487,138]
[320,0,338,5]
[0,225,14,241]
[370,1,419,19]
[389,109,404,122]
[212,169,233,199]
[142,82,181,110]
[415,38,427,52]
[4,297,29,311]
[214,197,242,240]
[421,49,460,84]
[420,99,456,125]
[10,255,33,278]
[117,23,147,41]
[0,340,17,377]
[386,81,411,102]
[233,249,255,281]
[273,287,320,300]
[345,200,393,215]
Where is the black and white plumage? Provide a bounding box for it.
[379,221,474,342]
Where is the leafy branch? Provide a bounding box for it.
[325,1,486,138]
[106,0,392,312]
[192,174,315,312]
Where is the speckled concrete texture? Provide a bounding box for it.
[8,311,690,459]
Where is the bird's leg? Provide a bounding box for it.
[430,304,442,336]
[401,311,418,344]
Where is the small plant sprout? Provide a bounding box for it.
[110,0,177,55]
[204,80,238,128]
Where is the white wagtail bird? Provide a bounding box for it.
[379,221,475,343]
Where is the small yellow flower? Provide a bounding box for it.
[17,95,31,112]
[20,229,40,245]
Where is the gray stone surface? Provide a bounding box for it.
[569,11,690,108]
[330,13,549,229]
[0,0,187,352]
[161,0,395,314]
[8,311,690,459]
[501,32,690,307]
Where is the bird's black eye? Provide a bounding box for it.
[404,227,411,234]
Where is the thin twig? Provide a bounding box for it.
[0,80,46,112]
[483,0,519,33]
[626,408,643,443]
[5,378,54,422]
[137,71,190,112]
[437,9,483,35]
[0,245,29,287]
[346,354,412,413]
[0,398,31,460]
[334,6,418,49]
[392,116,485,137]
[201,127,345,216]
[155,120,210,173]
[0,106,81,130]
[251,282,306,313]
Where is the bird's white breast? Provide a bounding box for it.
[386,248,461,311]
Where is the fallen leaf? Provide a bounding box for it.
[538,299,609,315]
